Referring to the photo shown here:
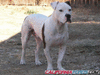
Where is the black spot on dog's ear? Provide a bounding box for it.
[65,1,71,6]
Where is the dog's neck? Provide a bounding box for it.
[51,11,66,25]
[50,13,66,34]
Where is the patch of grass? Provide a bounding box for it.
[24,10,37,15]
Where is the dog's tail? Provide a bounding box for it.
[21,16,29,37]
[24,16,28,21]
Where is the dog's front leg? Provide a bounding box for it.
[44,46,53,70]
[57,45,66,70]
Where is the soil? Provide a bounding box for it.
[0,5,100,75]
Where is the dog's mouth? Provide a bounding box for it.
[58,17,71,25]
[65,14,71,23]
[66,18,71,23]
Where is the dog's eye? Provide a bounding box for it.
[59,9,63,12]
[69,9,71,11]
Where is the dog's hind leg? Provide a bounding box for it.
[34,35,42,65]
[20,25,31,64]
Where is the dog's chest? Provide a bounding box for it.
[50,33,67,45]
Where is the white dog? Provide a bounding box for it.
[20,1,72,70]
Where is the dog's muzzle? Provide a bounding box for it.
[65,14,71,23]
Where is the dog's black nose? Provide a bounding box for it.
[65,14,71,18]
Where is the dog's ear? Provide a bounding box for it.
[50,1,59,10]
[65,1,71,6]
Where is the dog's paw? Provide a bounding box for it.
[35,61,42,65]
[20,60,26,64]
[47,66,53,70]
[58,67,65,70]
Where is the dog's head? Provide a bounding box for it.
[51,1,72,24]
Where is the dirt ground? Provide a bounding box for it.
[0,5,100,75]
